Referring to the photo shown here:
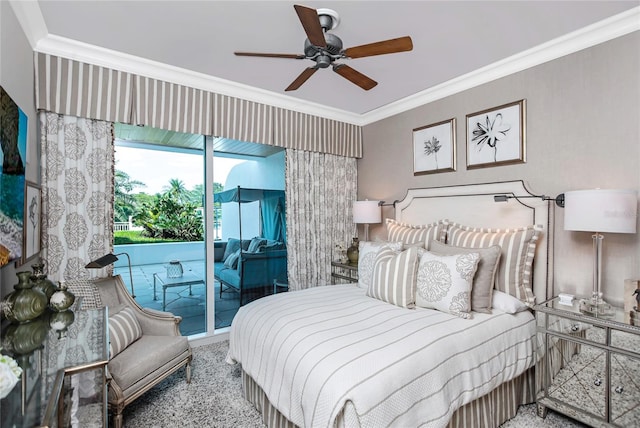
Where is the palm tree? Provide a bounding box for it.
[115,169,145,222]
[188,184,205,206]
[163,178,188,202]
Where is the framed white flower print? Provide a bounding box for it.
[413,118,456,175]
[466,99,526,169]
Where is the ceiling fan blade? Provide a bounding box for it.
[294,4,326,47]
[343,36,413,59]
[235,52,306,59]
[285,67,318,91]
[333,64,377,90]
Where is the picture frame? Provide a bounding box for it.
[0,85,27,268]
[413,118,456,175]
[466,99,526,169]
[23,181,41,263]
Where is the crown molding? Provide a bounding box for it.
[8,0,48,50]
[359,6,640,125]
[13,3,639,127]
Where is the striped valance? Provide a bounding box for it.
[34,53,362,158]
[35,53,133,123]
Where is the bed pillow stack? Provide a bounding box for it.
[362,218,542,317]
[360,219,448,308]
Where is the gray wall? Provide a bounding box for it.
[1,2,40,296]
[359,32,640,306]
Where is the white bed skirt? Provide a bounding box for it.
[242,365,535,428]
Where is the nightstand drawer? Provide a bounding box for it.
[541,313,606,345]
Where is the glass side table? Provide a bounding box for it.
[535,296,640,427]
[1,305,109,427]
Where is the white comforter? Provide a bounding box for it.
[227,285,535,428]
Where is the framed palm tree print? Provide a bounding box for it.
[466,99,526,169]
[413,118,456,175]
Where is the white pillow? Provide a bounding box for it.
[357,240,403,289]
[415,251,480,319]
[491,290,529,314]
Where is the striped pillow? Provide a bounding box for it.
[357,240,403,289]
[415,251,480,319]
[108,306,142,358]
[386,219,448,248]
[366,246,420,308]
[447,223,543,307]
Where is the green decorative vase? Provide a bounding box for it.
[1,271,48,324]
[346,237,359,265]
[30,263,57,300]
[49,282,75,312]
[1,313,49,358]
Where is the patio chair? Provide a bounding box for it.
[68,275,192,428]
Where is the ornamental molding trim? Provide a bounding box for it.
[11,2,639,127]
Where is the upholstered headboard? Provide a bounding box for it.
[394,180,553,303]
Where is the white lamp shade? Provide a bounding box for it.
[564,189,638,234]
[353,200,381,224]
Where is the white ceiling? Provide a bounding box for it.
[12,1,640,124]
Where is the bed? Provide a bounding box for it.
[227,180,553,428]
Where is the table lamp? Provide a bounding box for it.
[564,189,637,314]
[353,200,381,241]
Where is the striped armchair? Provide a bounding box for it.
[68,275,192,428]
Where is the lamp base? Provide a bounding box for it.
[579,298,613,317]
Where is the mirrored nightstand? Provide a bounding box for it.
[330,261,358,284]
[535,296,640,427]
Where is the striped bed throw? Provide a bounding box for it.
[227,285,536,427]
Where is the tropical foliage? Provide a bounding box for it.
[115,169,221,242]
[114,170,145,222]
[134,191,204,241]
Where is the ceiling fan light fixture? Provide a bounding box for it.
[316,55,332,69]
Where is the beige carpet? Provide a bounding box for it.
[123,340,586,427]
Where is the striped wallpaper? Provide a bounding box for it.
[34,52,362,158]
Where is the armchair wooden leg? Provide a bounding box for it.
[112,405,124,428]
[186,359,192,384]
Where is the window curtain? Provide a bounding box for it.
[39,112,114,282]
[285,149,357,290]
[261,193,286,243]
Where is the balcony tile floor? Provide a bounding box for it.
[114,261,240,336]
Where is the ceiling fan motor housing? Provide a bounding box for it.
[304,33,343,57]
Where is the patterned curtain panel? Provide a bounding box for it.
[285,149,357,290]
[39,112,114,282]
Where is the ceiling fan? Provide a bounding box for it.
[234,4,413,91]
